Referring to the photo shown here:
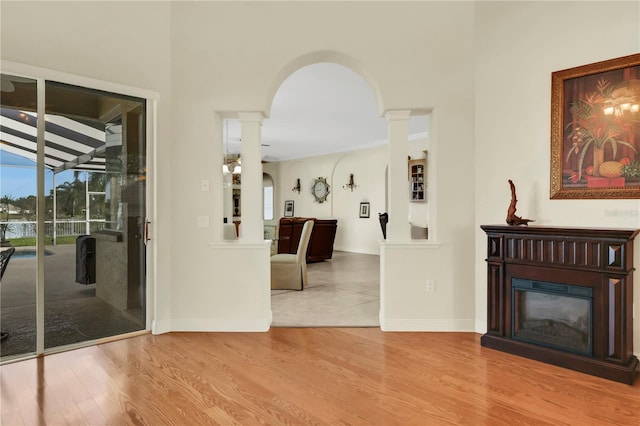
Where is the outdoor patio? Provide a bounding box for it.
[1,244,143,358]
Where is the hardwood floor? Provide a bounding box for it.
[2,329,638,425]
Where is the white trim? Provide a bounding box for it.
[380,318,476,332]
[0,60,160,101]
[380,241,442,249]
[36,78,45,354]
[409,131,429,141]
[152,320,171,335]
[427,108,438,243]
[1,61,159,345]
[147,98,158,333]
[208,241,272,249]
[167,318,271,333]
[475,319,487,334]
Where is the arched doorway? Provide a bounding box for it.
[264,59,386,327]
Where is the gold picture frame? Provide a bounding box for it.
[550,53,640,199]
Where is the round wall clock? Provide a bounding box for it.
[312,177,330,203]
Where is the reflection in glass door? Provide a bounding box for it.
[0,76,147,359]
[0,74,38,358]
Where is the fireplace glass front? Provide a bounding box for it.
[512,278,593,356]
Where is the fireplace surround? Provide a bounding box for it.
[480,225,639,384]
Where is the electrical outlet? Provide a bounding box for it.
[426,279,435,293]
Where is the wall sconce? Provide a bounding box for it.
[292,178,301,194]
[343,173,358,191]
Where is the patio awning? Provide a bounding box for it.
[0,107,109,173]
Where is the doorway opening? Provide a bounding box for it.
[258,62,429,326]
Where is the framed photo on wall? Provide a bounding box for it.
[550,53,640,199]
[359,202,370,218]
[284,200,294,217]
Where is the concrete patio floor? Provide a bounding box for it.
[1,244,144,358]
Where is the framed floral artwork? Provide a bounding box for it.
[550,53,640,199]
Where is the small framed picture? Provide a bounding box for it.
[284,200,294,217]
[359,202,370,218]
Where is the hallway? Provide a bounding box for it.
[271,251,380,327]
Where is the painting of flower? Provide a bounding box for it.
[551,54,640,199]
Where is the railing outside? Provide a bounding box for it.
[0,220,106,239]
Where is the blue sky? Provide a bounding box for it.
[1,150,76,199]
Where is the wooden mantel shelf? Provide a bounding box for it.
[480,224,639,240]
[480,225,639,384]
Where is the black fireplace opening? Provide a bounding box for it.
[511,278,593,357]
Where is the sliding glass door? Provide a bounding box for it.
[0,75,38,357]
[0,75,147,359]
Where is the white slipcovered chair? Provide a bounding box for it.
[270,220,314,290]
[223,223,238,240]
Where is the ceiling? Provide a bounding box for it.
[225,63,429,162]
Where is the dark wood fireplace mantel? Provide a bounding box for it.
[480,225,639,384]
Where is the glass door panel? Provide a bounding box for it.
[43,82,146,349]
[0,74,39,358]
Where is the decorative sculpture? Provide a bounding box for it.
[506,180,534,226]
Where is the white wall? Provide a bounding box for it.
[1,1,476,333]
[167,1,477,331]
[474,1,640,355]
[275,145,388,255]
[4,1,638,357]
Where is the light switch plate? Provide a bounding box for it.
[197,216,210,228]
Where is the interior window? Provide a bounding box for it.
[263,173,273,220]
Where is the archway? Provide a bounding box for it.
[266,55,386,327]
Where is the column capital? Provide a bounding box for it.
[237,112,265,124]
[384,110,411,122]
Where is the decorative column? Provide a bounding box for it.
[385,110,412,242]
[238,112,264,242]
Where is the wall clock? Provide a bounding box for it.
[312,177,330,203]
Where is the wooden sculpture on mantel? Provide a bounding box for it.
[506,180,534,226]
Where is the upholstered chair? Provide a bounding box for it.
[270,220,314,290]
[223,223,238,240]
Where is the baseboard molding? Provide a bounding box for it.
[153,318,271,333]
[152,320,171,335]
[380,318,476,332]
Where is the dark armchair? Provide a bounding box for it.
[277,217,337,262]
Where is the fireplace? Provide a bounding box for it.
[512,278,593,356]
[481,225,639,384]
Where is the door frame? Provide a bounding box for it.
[1,61,158,359]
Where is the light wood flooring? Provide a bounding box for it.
[1,329,639,425]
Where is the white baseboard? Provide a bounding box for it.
[151,320,171,335]
[152,317,271,333]
[380,318,476,332]
[475,319,487,334]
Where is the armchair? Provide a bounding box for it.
[270,220,313,290]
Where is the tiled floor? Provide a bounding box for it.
[271,251,380,327]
